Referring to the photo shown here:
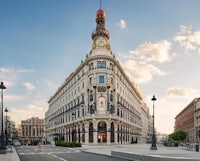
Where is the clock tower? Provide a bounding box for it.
[91,6,111,51]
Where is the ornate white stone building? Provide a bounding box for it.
[21,117,45,145]
[45,7,151,145]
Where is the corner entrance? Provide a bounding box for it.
[98,121,107,143]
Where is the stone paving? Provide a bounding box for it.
[0,146,20,161]
[81,144,200,161]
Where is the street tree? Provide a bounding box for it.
[169,131,187,145]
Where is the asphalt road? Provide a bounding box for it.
[16,145,130,161]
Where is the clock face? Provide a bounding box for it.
[98,40,104,46]
[96,38,105,47]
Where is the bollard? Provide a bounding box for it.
[195,143,199,152]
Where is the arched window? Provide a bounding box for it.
[110,122,115,142]
[110,92,113,102]
[89,77,92,85]
[89,122,93,143]
[89,90,93,101]
[117,108,119,116]
[90,105,95,114]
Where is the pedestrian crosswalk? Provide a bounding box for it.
[17,145,81,156]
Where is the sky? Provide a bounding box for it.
[0,0,200,134]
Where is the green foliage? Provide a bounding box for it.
[55,141,82,147]
[163,140,168,146]
[59,136,64,141]
[169,131,187,142]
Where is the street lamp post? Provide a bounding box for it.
[151,95,157,150]
[54,122,57,145]
[0,82,6,154]
[72,112,75,146]
[4,108,8,146]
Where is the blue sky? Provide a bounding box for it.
[1,0,200,134]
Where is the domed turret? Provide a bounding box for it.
[96,8,106,18]
[92,7,109,40]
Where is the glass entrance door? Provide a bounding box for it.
[98,132,107,143]
[98,121,107,143]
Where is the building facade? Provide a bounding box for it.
[45,7,151,145]
[194,98,200,142]
[4,115,16,143]
[175,98,200,143]
[21,117,45,145]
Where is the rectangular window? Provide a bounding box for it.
[97,61,101,68]
[97,61,106,68]
[110,63,113,70]
[81,95,84,104]
[82,108,84,116]
[99,75,104,83]
[90,63,93,70]
[102,61,106,68]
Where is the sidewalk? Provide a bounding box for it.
[0,146,20,161]
[81,144,200,161]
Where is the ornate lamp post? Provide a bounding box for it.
[4,108,8,146]
[72,112,75,144]
[54,122,57,145]
[0,82,6,154]
[151,95,157,150]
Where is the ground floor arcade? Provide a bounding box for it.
[47,119,142,144]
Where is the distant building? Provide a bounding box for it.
[141,102,152,143]
[4,115,16,141]
[194,98,200,142]
[15,124,22,138]
[45,6,151,145]
[175,97,200,143]
[21,117,45,145]
[156,132,168,144]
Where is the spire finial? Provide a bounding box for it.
[100,0,102,9]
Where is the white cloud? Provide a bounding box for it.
[118,39,173,84]
[120,59,166,84]
[44,80,58,90]
[0,67,33,88]
[173,25,200,53]
[23,82,35,91]
[10,103,46,125]
[118,19,126,29]
[166,87,197,97]
[130,40,174,63]
[4,94,23,102]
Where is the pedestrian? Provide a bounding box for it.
[38,141,41,150]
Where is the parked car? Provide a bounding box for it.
[13,141,21,146]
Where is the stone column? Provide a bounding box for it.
[115,124,118,144]
[64,127,67,142]
[85,123,89,144]
[94,131,97,144]
[93,122,97,144]
[107,122,110,144]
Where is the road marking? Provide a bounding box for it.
[48,153,68,161]
[19,151,79,155]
